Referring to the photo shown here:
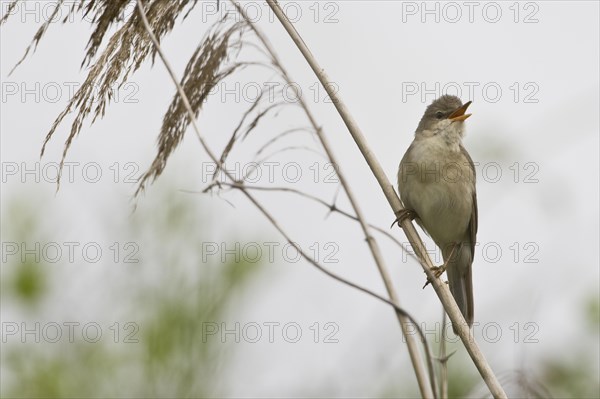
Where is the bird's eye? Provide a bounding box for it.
[435,111,444,119]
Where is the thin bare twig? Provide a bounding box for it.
[212,89,267,181]
[255,127,315,156]
[201,182,417,261]
[235,3,437,397]
[438,311,454,399]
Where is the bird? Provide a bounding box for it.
[397,95,478,329]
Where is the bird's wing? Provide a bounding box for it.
[460,144,478,258]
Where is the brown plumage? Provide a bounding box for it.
[398,95,478,328]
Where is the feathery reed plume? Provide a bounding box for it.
[3,0,200,189]
[136,18,247,195]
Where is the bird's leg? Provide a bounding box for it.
[391,209,416,229]
[422,243,460,289]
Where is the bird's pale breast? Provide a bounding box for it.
[398,137,474,247]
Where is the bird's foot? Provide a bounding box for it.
[422,263,448,289]
[422,243,459,289]
[391,209,416,229]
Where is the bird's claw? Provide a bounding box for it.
[391,209,416,229]
[422,243,459,289]
[422,264,448,289]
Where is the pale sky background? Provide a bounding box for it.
[1,1,599,397]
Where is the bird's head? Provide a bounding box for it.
[415,95,472,142]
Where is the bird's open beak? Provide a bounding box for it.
[448,101,472,121]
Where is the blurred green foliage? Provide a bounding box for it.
[2,200,48,307]
[539,294,600,399]
[1,190,599,398]
[1,191,263,398]
[9,259,48,306]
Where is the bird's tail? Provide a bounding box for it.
[443,242,474,331]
